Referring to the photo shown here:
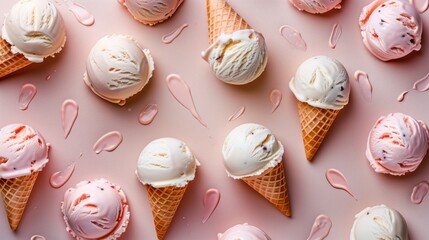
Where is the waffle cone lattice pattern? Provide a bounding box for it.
[0,38,31,79]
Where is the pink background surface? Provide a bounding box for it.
[1,0,429,239]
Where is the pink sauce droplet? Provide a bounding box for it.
[68,2,95,26]
[397,90,409,102]
[325,168,356,200]
[45,70,56,80]
[166,74,207,127]
[354,70,372,102]
[30,235,46,240]
[18,83,37,111]
[61,99,79,139]
[270,89,282,113]
[162,24,189,44]
[93,131,123,154]
[329,23,342,49]
[279,25,307,51]
[202,188,221,223]
[307,215,332,240]
[411,180,429,204]
[228,106,245,121]
[139,104,158,125]
[49,162,76,188]
[411,0,429,13]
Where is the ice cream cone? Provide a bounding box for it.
[0,171,39,231]
[297,100,340,161]
[242,161,291,217]
[206,0,252,44]
[0,38,32,79]
[146,184,188,240]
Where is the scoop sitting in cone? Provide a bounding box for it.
[136,137,199,240]
[222,123,291,217]
[289,56,350,161]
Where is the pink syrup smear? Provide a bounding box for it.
[68,2,95,26]
[270,89,282,113]
[398,72,429,102]
[166,74,207,127]
[329,23,342,49]
[30,235,46,240]
[18,83,37,111]
[411,180,429,204]
[49,162,76,188]
[325,168,356,200]
[93,131,123,154]
[307,215,332,240]
[139,104,158,125]
[162,24,189,44]
[354,70,372,102]
[411,0,429,13]
[202,188,221,223]
[279,25,307,51]
[228,106,245,121]
[61,99,79,139]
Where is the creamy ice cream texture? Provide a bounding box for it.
[366,112,429,176]
[2,0,66,63]
[136,137,199,188]
[359,0,423,61]
[121,0,184,26]
[350,204,409,240]
[218,223,271,240]
[289,0,342,14]
[202,29,268,85]
[222,123,284,179]
[61,179,130,240]
[84,34,154,106]
[289,55,350,110]
[0,124,49,179]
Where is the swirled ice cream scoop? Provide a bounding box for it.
[84,34,154,106]
[366,112,429,176]
[350,205,409,240]
[359,0,423,61]
[289,56,350,110]
[61,179,130,240]
[120,0,184,25]
[202,29,268,85]
[222,123,284,179]
[136,137,199,188]
[218,223,271,240]
[2,0,66,63]
[0,124,49,179]
[289,0,342,14]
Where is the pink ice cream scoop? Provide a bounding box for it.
[359,0,423,61]
[218,223,271,240]
[0,124,49,179]
[289,0,342,14]
[61,179,130,239]
[366,113,429,176]
[120,0,184,26]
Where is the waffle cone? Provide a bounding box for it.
[297,101,340,161]
[0,38,32,79]
[242,161,291,217]
[206,0,252,44]
[146,184,188,240]
[0,171,39,231]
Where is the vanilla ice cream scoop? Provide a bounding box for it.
[350,205,409,240]
[289,0,342,14]
[202,29,268,85]
[289,56,350,110]
[366,112,429,176]
[222,123,284,179]
[61,179,130,240]
[2,0,66,63]
[84,34,154,106]
[218,223,271,240]
[121,0,184,25]
[136,137,199,188]
[0,124,49,179]
[359,0,423,61]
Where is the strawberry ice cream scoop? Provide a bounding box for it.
[366,113,429,176]
[218,223,271,240]
[359,0,423,61]
[289,0,342,14]
[0,124,49,179]
[61,179,130,239]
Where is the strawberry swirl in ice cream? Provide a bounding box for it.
[218,223,271,240]
[366,112,429,176]
[120,0,184,26]
[0,124,49,179]
[61,179,130,240]
[289,0,342,14]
